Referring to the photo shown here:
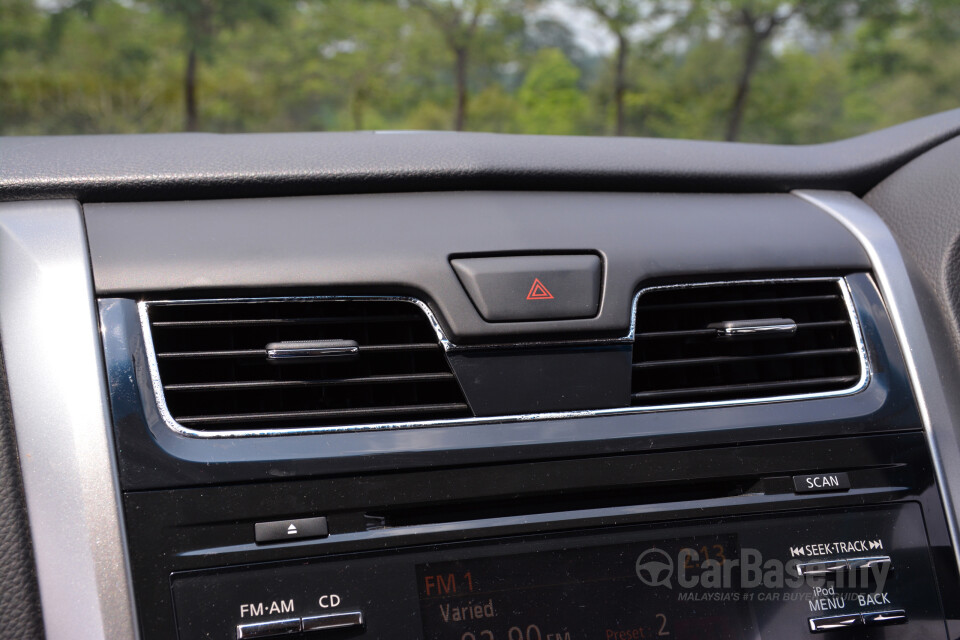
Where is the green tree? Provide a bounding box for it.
[572,1,681,135]
[517,47,588,134]
[283,0,417,131]
[1,1,183,135]
[149,0,288,131]
[842,0,960,134]
[571,1,637,135]
[693,0,874,141]
[0,0,41,59]
[407,0,530,130]
[469,84,521,132]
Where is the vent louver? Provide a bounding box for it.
[144,298,472,432]
[631,280,864,406]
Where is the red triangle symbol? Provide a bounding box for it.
[526,278,554,300]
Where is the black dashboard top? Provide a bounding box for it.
[3,108,960,203]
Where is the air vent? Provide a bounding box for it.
[143,298,472,433]
[631,279,865,406]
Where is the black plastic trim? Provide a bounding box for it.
[101,273,919,490]
[5,108,960,203]
[84,192,869,342]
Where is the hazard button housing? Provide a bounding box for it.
[450,255,602,322]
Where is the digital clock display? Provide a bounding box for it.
[417,534,752,640]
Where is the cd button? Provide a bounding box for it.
[301,611,364,633]
[236,618,301,639]
[808,614,862,633]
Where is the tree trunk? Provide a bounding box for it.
[453,46,468,131]
[725,30,765,142]
[351,87,365,131]
[614,32,628,136]
[185,45,198,132]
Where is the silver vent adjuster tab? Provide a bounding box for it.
[710,318,798,339]
[631,279,866,406]
[265,339,359,363]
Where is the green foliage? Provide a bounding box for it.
[1,0,960,142]
[150,0,287,58]
[517,48,587,134]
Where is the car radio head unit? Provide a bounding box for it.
[171,503,943,640]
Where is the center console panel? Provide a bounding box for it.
[172,503,941,640]
[123,432,960,640]
[85,193,960,640]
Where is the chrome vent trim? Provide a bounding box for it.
[629,279,866,406]
[140,277,870,439]
[139,296,470,434]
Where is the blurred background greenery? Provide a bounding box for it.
[1,0,958,142]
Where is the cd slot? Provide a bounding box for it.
[366,479,750,529]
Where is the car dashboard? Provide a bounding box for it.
[3,112,960,640]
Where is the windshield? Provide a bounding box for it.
[2,0,957,143]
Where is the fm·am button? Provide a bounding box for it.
[792,472,851,495]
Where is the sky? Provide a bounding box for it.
[535,0,619,54]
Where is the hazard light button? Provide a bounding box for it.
[451,255,602,322]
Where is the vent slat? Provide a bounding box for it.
[146,298,472,432]
[156,343,441,359]
[633,347,858,370]
[637,293,840,312]
[631,280,863,406]
[152,314,423,328]
[165,372,455,392]
[631,375,861,403]
[635,320,848,340]
[176,403,471,426]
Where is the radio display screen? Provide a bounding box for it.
[416,534,753,640]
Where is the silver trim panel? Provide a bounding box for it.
[794,189,960,574]
[0,201,138,640]
[139,277,870,439]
